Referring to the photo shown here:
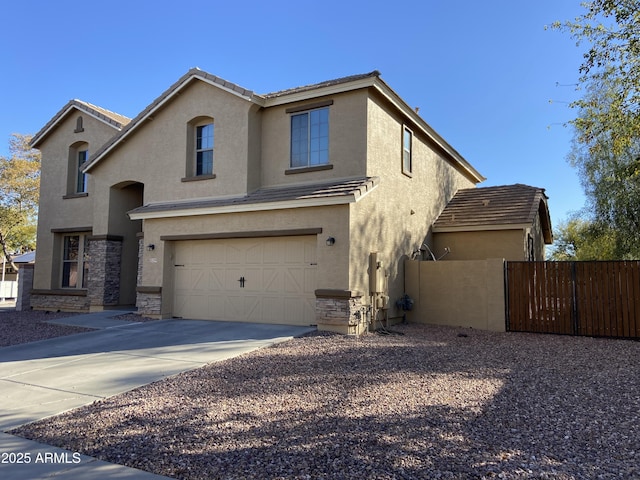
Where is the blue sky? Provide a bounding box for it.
[1,0,587,230]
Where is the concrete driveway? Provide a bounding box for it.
[0,311,315,479]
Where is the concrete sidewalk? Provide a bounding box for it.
[0,310,315,479]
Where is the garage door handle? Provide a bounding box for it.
[174,264,185,267]
[239,276,246,288]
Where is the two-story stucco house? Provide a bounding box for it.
[30,68,493,334]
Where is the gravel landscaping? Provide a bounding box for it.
[8,322,640,479]
[0,309,90,346]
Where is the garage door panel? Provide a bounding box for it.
[284,268,304,294]
[262,269,282,293]
[208,269,224,290]
[245,242,264,264]
[173,236,317,325]
[305,269,316,294]
[225,244,245,264]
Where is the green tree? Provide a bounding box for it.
[550,0,640,155]
[549,218,619,260]
[0,134,40,264]
[551,2,640,258]
[565,79,640,258]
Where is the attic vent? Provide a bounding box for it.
[74,116,84,133]
[482,199,490,207]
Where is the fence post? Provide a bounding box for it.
[571,261,579,335]
[504,261,510,331]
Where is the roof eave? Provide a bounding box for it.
[262,76,379,107]
[372,79,485,184]
[128,195,356,221]
[129,177,378,220]
[31,101,125,149]
[83,69,263,173]
[432,223,533,234]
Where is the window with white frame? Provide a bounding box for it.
[290,107,329,168]
[62,234,89,288]
[195,123,214,176]
[402,126,412,175]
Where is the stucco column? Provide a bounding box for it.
[87,235,123,308]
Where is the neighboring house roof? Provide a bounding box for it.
[128,177,379,220]
[31,100,130,148]
[10,251,35,263]
[81,68,485,183]
[433,184,553,243]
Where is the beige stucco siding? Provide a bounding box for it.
[405,258,506,331]
[433,229,527,261]
[89,80,257,235]
[33,112,119,289]
[260,90,368,187]
[348,93,476,313]
[139,205,350,317]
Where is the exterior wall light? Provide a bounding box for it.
[326,237,336,246]
[147,244,155,251]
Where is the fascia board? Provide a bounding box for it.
[31,105,122,148]
[432,224,530,233]
[84,74,262,172]
[372,81,486,184]
[195,75,263,104]
[263,77,377,107]
[129,195,357,221]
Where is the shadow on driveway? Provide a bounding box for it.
[0,317,314,431]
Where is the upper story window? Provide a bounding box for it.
[77,149,88,193]
[66,141,89,197]
[290,107,329,168]
[62,234,89,288]
[402,126,413,176]
[196,123,214,176]
[184,117,215,181]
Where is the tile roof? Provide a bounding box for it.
[74,67,482,183]
[263,71,381,98]
[129,177,378,218]
[433,184,552,241]
[10,251,35,263]
[31,99,130,148]
[74,100,131,127]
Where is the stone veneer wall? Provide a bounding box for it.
[135,235,162,317]
[15,264,34,311]
[315,290,367,335]
[136,288,162,316]
[87,236,122,307]
[31,290,90,311]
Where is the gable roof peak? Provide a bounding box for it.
[31,99,130,148]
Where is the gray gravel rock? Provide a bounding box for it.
[0,310,90,346]
[11,324,640,479]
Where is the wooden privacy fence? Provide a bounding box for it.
[506,261,640,339]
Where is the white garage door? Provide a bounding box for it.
[173,236,317,325]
